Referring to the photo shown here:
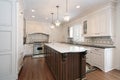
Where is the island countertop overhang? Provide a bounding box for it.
[45,43,87,53]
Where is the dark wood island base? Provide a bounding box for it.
[44,45,87,80]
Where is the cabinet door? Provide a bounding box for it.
[99,9,110,36]
[94,15,101,36]
[87,16,93,36]
[87,14,100,36]
[86,51,91,64]
[86,47,104,69]
[86,50,95,66]
[93,48,104,69]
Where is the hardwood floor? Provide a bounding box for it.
[18,56,55,80]
[19,56,120,80]
[86,69,120,80]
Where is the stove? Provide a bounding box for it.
[25,33,49,58]
[32,42,46,58]
[33,42,44,55]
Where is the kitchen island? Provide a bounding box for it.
[44,43,87,80]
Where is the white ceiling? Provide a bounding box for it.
[23,0,112,23]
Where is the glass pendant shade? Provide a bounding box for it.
[50,13,55,29]
[55,6,61,27]
[64,14,70,21]
[50,24,55,29]
[64,0,70,22]
[55,19,61,26]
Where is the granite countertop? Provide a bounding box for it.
[78,43,115,48]
[61,42,115,48]
[45,43,87,53]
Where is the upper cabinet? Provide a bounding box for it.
[83,5,115,37]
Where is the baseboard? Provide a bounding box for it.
[24,54,32,59]
[18,63,23,74]
[32,54,45,58]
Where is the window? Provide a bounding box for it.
[68,24,84,43]
[68,27,73,38]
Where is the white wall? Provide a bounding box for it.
[115,1,120,70]
[16,2,24,73]
[26,21,64,42]
[17,3,24,56]
[61,18,83,42]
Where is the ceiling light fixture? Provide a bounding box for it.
[55,6,61,27]
[50,13,55,29]
[32,9,35,12]
[76,5,80,8]
[64,0,70,22]
[32,15,35,18]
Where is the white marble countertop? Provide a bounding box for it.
[45,43,87,53]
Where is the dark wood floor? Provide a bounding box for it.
[19,56,120,80]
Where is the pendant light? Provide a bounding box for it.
[64,0,70,21]
[55,6,61,27]
[50,13,55,29]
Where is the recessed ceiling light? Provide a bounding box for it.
[32,16,35,18]
[32,9,35,12]
[76,5,80,9]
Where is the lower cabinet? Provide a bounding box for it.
[86,50,93,65]
[44,45,86,80]
[86,47,113,72]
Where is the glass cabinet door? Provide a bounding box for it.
[83,20,87,34]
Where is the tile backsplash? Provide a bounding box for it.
[84,36,114,45]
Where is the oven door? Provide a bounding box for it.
[33,43,44,55]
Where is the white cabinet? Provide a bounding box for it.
[86,47,113,72]
[24,44,33,55]
[83,14,100,36]
[86,47,103,67]
[92,48,104,70]
[86,50,93,65]
[87,15,98,36]
[83,5,115,37]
